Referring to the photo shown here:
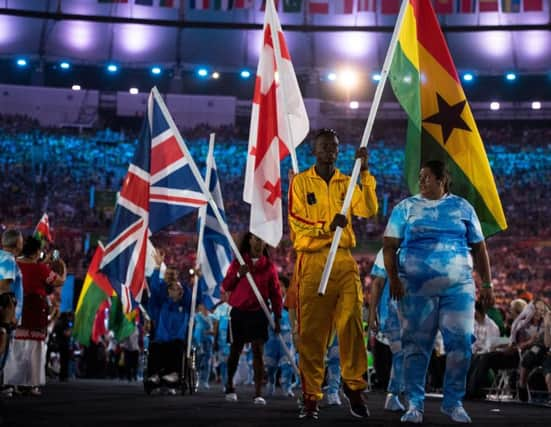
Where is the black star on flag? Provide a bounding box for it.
[423,93,471,144]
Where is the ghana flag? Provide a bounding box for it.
[389,0,507,237]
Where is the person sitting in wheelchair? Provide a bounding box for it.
[145,249,194,395]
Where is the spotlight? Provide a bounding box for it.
[107,64,118,73]
[197,68,208,77]
[151,66,162,75]
[462,73,473,82]
[60,61,71,70]
[505,72,516,81]
[349,101,359,110]
[129,87,139,95]
[490,102,500,111]
[71,84,81,91]
[339,68,358,90]
[372,73,382,82]
[327,72,337,81]
[531,101,541,110]
[212,71,220,79]
[16,58,27,67]
[240,69,251,79]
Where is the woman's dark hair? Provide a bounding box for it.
[21,236,42,258]
[421,160,451,192]
[238,232,270,258]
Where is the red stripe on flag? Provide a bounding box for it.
[150,135,185,176]
[410,0,460,84]
[103,219,144,257]
[278,31,291,61]
[149,194,207,206]
[253,76,262,105]
[254,82,278,169]
[120,172,149,210]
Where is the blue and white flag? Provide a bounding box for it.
[197,149,232,309]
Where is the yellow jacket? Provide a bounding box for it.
[288,166,378,252]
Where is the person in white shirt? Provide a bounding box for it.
[473,302,500,354]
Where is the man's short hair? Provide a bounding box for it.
[1,229,22,249]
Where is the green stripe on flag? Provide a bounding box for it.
[73,283,109,346]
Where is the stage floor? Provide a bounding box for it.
[2,379,550,427]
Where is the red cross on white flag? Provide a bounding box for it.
[243,0,309,247]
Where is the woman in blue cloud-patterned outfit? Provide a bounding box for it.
[383,160,493,425]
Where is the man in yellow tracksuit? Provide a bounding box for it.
[289,128,378,420]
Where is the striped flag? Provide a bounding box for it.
[214,0,233,9]
[456,0,476,12]
[335,0,354,14]
[309,0,329,14]
[159,0,176,6]
[190,0,209,9]
[524,0,543,11]
[433,0,453,13]
[479,0,498,11]
[358,0,376,11]
[100,89,208,313]
[244,0,309,247]
[388,0,506,237]
[197,151,232,309]
[501,0,520,12]
[234,0,254,8]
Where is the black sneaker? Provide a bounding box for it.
[342,383,370,418]
[298,397,319,420]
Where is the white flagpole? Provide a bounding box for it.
[317,0,409,296]
[151,88,299,376]
[186,132,216,359]
[266,0,300,174]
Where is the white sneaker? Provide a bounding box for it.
[147,374,160,384]
[285,388,295,398]
[225,392,238,402]
[401,407,423,424]
[167,388,177,396]
[384,393,405,412]
[253,396,267,405]
[326,392,342,406]
[162,372,179,384]
[441,405,472,424]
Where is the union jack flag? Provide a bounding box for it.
[100,89,208,312]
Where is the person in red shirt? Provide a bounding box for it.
[221,232,282,405]
[3,236,65,396]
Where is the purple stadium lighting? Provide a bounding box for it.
[151,66,162,75]
[107,64,118,73]
[16,58,27,67]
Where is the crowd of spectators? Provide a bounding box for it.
[0,114,549,313]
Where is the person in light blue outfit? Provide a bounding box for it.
[194,304,215,390]
[383,161,493,424]
[368,249,405,412]
[0,229,24,324]
[212,301,231,390]
[264,308,295,397]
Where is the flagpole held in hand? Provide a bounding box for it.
[186,132,216,359]
[151,88,299,377]
[317,0,409,296]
